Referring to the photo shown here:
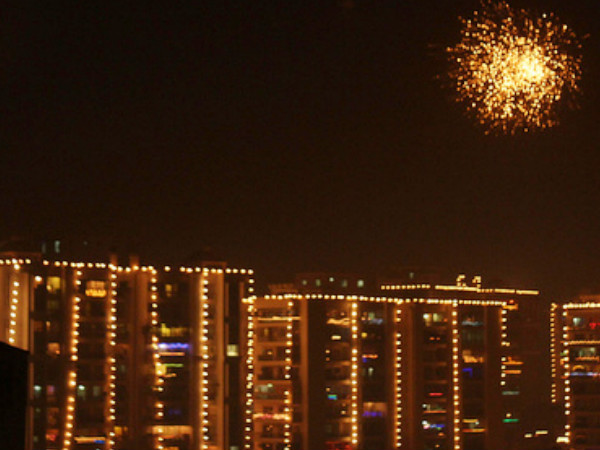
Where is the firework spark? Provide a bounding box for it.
[447,1,582,134]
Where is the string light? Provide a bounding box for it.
[8,269,20,345]
[244,296,255,450]
[452,304,461,450]
[200,276,210,449]
[565,302,600,309]
[105,269,118,449]
[63,269,81,450]
[350,301,359,447]
[381,283,538,296]
[283,299,294,449]
[500,307,510,390]
[262,293,507,307]
[550,303,558,404]
[0,258,30,266]
[150,269,164,450]
[394,304,403,449]
[562,305,571,444]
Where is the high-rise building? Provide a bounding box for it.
[551,297,600,450]
[499,291,556,450]
[0,241,555,450]
[249,283,525,450]
[382,277,553,450]
[0,253,252,450]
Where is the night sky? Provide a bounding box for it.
[1,0,600,297]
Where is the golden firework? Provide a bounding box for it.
[447,1,581,134]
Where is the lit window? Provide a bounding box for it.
[357,279,365,288]
[46,277,62,294]
[227,344,239,357]
[85,280,107,298]
[47,343,60,356]
[329,277,335,282]
[165,283,177,298]
[341,279,348,288]
[315,279,322,287]
[363,402,387,418]
[77,385,86,400]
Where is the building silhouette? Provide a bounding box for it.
[0,341,29,449]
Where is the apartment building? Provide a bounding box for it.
[552,298,600,450]
[250,290,507,450]
[0,241,554,450]
[382,277,553,450]
[0,252,252,450]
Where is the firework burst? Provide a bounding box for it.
[447,1,582,134]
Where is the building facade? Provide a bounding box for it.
[499,292,556,450]
[552,299,600,450]
[250,290,509,450]
[0,247,556,450]
[0,254,252,450]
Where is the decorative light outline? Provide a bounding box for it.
[244,296,255,450]
[351,300,359,447]
[394,304,403,449]
[200,274,210,449]
[562,306,571,444]
[63,268,81,450]
[283,299,294,449]
[550,303,558,404]
[8,267,20,345]
[452,304,461,450]
[105,268,118,449]
[150,269,164,450]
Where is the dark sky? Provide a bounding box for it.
[1,0,600,297]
